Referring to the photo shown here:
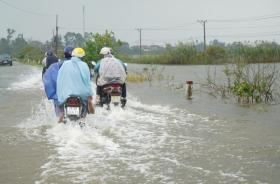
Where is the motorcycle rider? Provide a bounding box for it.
[43,46,74,122]
[57,47,93,121]
[42,50,58,76]
[94,47,127,106]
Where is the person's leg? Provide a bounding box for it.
[53,100,64,123]
[121,83,127,107]
[96,85,102,103]
[81,100,88,118]
[121,83,127,98]
[96,85,101,96]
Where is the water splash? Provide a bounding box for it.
[19,95,230,184]
[7,68,42,91]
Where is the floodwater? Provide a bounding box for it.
[0,62,279,184]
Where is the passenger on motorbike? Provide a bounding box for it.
[42,50,58,77]
[94,47,127,106]
[43,46,74,122]
[57,47,93,121]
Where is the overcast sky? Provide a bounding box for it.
[1,0,280,45]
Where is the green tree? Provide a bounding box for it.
[64,32,85,47]
[7,28,15,42]
[11,34,27,56]
[0,38,9,53]
[84,30,122,65]
[17,44,44,65]
[206,45,226,63]
[0,28,16,54]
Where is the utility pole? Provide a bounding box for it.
[83,5,85,38]
[136,28,142,57]
[55,14,59,55]
[197,20,207,52]
[52,30,55,50]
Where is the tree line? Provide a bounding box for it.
[1,28,280,104]
[1,28,280,65]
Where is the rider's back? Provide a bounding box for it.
[98,56,126,86]
[46,55,58,69]
[57,57,93,105]
[43,62,61,100]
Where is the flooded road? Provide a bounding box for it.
[0,62,279,184]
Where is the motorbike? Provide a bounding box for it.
[63,96,85,126]
[98,83,126,110]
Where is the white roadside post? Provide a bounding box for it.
[186,80,193,99]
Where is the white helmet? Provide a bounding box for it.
[99,47,111,55]
[91,61,96,66]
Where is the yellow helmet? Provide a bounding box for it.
[72,48,85,58]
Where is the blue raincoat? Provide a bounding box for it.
[43,62,62,101]
[57,57,93,105]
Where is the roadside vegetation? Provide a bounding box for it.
[1,28,280,104]
[120,41,280,65]
[2,28,280,66]
[206,61,280,105]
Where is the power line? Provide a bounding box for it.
[2,0,279,44]
[139,28,197,31]
[58,21,199,32]
[141,22,197,30]
[59,26,198,32]
[0,0,54,16]
[208,32,280,38]
[59,23,280,32]
[59,26,134,31]
[142,38,192,43]
[209,13,280,23]
[124,30,277,45]
[207,24,280,30]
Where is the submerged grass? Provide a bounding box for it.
[126,72,150,82]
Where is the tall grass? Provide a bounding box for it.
[120,41,280,65]
[126,72,150,82]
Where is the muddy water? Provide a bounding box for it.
[0,62,279,184]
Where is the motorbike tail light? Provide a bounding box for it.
[111,83,121,88]
[103,84,122,93]
[66,97,81,106]
[111,84,122,93]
